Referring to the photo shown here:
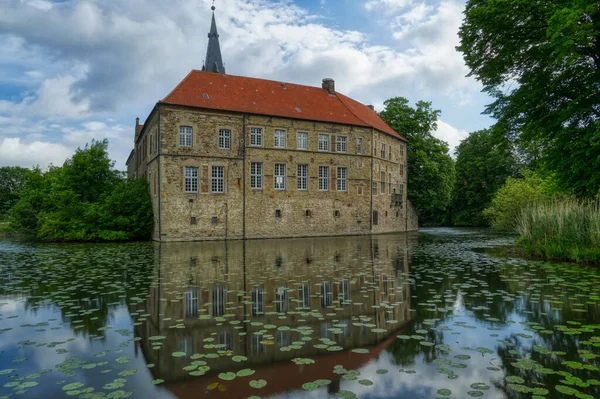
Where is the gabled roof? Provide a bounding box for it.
[161,71,405,141]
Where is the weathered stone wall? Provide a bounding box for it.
[371,130,408,234]
[133,103,412,241]
[243,115,373,239]
[406,199,419,231]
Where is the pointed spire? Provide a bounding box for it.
[202,2,226,74]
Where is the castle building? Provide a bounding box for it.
[126,6,417,242]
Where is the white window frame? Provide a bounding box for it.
[380,171,386,194]
[211,166,225,193]
[274,129,286,148]
[297,164,308,191]
[250,162,263,189]
[297,132,308,150]
[180,126,192,147]
[218,129,231,149]
[319,166,329,191]
[184,167,198,193]
[381,143,386,159]
[336,136,347,153]
[357,137,363,154]
[318,134,329,152]
[274,163,286,190]
[337,167,347,192]
[250,127,263,146]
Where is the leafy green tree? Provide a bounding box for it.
[0,166,32,220]
[457,0,600,198]
[379,97,455,224]
[483,171,560,231]
[10,140,153,241]
[452,129,517,226]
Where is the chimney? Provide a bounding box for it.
[322,78,335,95]
[135,117,140,141]
[367,105,375,111]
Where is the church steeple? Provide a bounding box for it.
[202,4,226,74]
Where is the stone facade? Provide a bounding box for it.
[128,102,416,242]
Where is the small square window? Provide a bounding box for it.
[275,209,282,218]
[211,217,218,225]
[305,209,311,217]
[334,210,340,218]
[190,217,197,225]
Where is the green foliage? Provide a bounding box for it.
[379,97,455,224]
[483,172,559,231]
[9,140,153,241]
[458,0,600,198]
[516,199,600,263]
[0,166,32,220]
[452,129,517,226]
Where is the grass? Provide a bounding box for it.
[515,198,600,263]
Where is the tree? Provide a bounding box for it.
[457,0,600,198]
[452,129,517,226]
[379,97,455,224]
[10,140,153,241]
[0,166,32,220]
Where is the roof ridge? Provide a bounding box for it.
[335,93,373,130]
[162,70,195,102]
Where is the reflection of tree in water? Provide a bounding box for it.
[1,242,155,337]
[490,262,600,399]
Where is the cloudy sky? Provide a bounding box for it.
[0,0,494,170]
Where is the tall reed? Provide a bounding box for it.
[515,198,600,263]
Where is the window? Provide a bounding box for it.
[250,162,263,189]
[276,287,288,313]
[334,210,341,218]
[274,163,286,190]
[190,216,197,225]
[180,126,192,147]
[340,280,350,302]
[318,134,329,151]
[400,143,404,157]
[321,281,332,308]
[274,129,286,148]
[372,181,377,195]
[337,167,347,192]
[219,129,231,149]
[297,164,308,191]
[275,209,282,218]
[305,209,312,217]
[399,183,404,198]
[211,166,224,193]
[336,136,347,153]
[185,167,198,193]
[299,282,311,308]
[185,287,198,318]
[319,166,329,191]
[373,211,379,225]
[357,137,363,154]
[380,171,386,194]
[381,143,386,158]
[400,164,404,178]
[213,285,225,316]
[389,146,392,160]
[211,216,218,225]
[297,132,308,150]
[252,286,265,316]
[374,141,377,156]
[250,127,263,146]
[389,172,392,194]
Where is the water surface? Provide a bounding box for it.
[1,229,599,399]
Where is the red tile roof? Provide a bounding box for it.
[137,124,144,133]
[161,71,405,141]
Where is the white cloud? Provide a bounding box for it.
[435,119,469,156]
[0,137,72,167]
[0,0,489,168]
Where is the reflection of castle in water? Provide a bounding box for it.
[133,233,417,398]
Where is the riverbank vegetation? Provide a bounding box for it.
[4,140,153,242]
